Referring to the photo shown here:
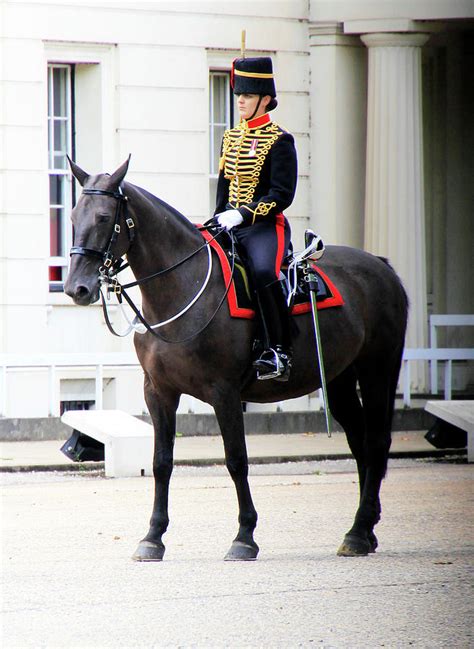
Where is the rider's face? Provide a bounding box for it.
[236,94,270,120]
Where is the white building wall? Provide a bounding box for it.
[1,1,473,419]
[310,0,474,21]
[0,1,310,417]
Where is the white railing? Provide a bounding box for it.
[0,353,141,418]
[1,343,473,416]
[429,315,474,394]
[402,348,474,407]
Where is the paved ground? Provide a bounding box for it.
[0,430,459,472]
[1,456,473,648]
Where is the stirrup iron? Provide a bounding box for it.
[254,347,291,381]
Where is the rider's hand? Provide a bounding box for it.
[216,210,244,231]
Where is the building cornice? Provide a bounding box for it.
[344,18,442,35]
[309,21,362,47]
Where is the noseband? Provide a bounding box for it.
[70,186,135,270]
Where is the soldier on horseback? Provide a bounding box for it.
[214,56,298,381]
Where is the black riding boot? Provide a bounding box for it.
[253,281,292,381]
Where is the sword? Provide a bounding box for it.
[303,232,331,437]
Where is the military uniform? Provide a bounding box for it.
[215,112,297,288]
[215,56,297,380]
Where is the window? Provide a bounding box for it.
[60,400,94,416]
[209,70,235,205]
[48,64,74,291]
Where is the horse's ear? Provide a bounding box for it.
[67,156,89,187]
[109,155,131,189]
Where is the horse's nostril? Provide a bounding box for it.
[72,285,93,305]
[76,286,90,298]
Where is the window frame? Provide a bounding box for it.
[209,69,235,178]
[47,63,75,293]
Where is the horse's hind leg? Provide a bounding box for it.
[213,388,259,561]
[326,366,377,548]
[133,377,179,562]
[337,357,399,557]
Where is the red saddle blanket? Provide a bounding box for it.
[200,229,344,320]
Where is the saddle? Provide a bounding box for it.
[199,226,344,319]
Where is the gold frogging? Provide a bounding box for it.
[219,121,282,216]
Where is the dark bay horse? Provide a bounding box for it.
[65,158,408,561]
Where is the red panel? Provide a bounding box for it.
[200,228,255,319]
[49,266,62,281]
[198,228,344,320]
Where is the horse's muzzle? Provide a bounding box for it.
[64,279,100,306]
[64,254,101,305]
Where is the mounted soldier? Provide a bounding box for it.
[64,35,408,559]
[214,55,298,381]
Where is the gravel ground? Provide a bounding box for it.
[1,459,473,648]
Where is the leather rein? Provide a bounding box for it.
[69,186,235,344]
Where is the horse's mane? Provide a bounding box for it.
[123,181,200,235]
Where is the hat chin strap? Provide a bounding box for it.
[248,95,263,121]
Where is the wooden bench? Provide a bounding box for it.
[425,400,474,462]
[61,409,153,477]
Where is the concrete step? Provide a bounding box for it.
[0,406,438,442]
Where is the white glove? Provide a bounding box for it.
[216,210,244,231]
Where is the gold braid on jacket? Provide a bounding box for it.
[215,114,297,226]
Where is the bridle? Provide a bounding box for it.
[70,186,135,272]
[69,186,236,344]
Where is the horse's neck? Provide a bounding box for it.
[124,184,205,297]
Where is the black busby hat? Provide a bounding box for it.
[232,57,278,111]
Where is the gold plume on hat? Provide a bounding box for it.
[241,30,246,58]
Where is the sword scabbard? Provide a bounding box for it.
[305,265,332,437]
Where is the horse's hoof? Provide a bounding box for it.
[337,534,370,557]
[132,540,165,562]
[224,540,259,561]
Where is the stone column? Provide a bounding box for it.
[309,23,367,249]
[361,33,429,390]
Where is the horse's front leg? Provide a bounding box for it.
[133,378,179,562]
[213,389,259,561]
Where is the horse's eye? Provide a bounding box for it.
[96,212,110,224]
